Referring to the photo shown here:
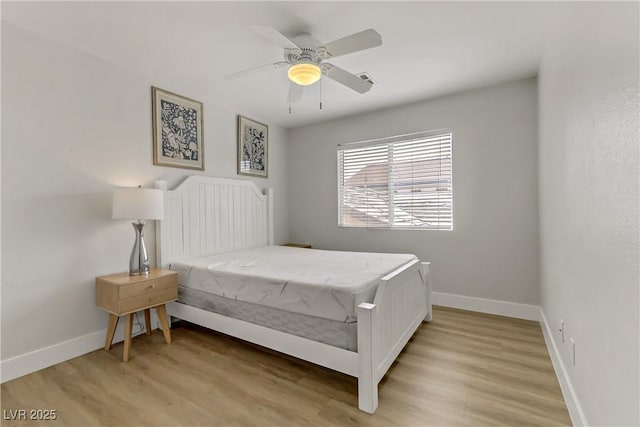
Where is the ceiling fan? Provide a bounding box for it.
[225,25,383,103]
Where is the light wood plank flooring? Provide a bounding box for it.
[1,306,571,426]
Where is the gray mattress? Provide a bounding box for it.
[178,286,358,351]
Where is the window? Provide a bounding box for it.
[337,130,453,230]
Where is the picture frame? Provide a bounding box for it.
[237,115,268,178]
[152,86,204,170]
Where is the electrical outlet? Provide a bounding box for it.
[559,319,565,343]
[570,337,576,366]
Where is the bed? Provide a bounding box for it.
[154,176,432,413]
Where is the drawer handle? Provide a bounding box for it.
[149,284,156,289]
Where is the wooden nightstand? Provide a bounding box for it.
[282,243,312,248]
[96,268,178,362]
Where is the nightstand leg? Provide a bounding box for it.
[144,309,151,335]
[104,314,119,351]
[156,304,172,344]
[123,313,134,362]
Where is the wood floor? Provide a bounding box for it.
[1,306,571,426]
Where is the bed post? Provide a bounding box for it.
[154,180,168,269]
[266,188,274,245]
[422,262,432,322]
[356,302,378,414]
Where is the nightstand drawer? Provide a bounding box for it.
[118,287,177,314]
[96,269,178,315]
[120,274,177,299]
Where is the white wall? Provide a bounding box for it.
[1,23,289,362]
[537,3,639,426]
[288,78,539,305]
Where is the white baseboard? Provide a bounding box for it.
[1,311,160,383]
[539,308,587,427]
[432,291,540,321]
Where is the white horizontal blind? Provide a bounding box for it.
[338,131,453,230]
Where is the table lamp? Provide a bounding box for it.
[112,186,164,275]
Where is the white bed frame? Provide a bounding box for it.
[154,176,432,414]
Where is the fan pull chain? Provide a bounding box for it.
[289,101,292,114]
[319,79,323,110]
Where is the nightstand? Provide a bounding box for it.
[96,268,178,362]
[282,243,312,248]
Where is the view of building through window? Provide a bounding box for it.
[338,131,453,230]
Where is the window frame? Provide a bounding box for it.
[336,129,454,231]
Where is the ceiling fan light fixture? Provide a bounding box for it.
[288,62,322,86]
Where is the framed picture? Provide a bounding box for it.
[152,86,204,170]
[237,115,268,178]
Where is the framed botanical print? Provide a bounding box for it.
[152,86,204,170]
[237,115,268,178]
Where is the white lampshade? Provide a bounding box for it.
[112,187,164,220]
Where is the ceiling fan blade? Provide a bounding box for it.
[224,62,288,80]
[322,29,382,58]
[292,33,323,49]
[250,25,300,49]
[288,82,304,103]
[324,64,373,94]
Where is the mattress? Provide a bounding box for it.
[170,245,417,322]
[179,286,358,351]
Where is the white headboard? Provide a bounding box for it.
[154,176,274,268]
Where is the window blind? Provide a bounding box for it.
[337,130,453,230]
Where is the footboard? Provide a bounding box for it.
[356,260,431,413]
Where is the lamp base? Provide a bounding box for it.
[129,221,150,276]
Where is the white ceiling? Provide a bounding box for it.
[1,1,610,128]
